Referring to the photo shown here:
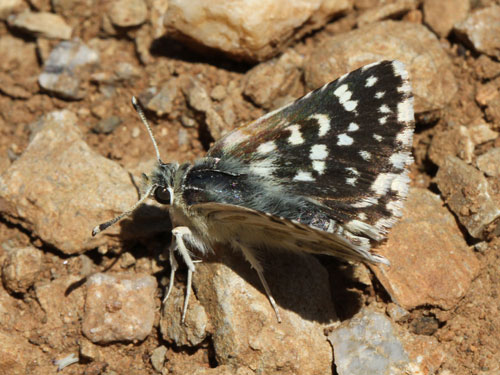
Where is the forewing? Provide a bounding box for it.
[206,60,414,241]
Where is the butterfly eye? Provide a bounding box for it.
[153,186,171,205]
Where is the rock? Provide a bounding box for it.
[2,246,42,294]
[108,0,148,28]
[164,0,352,62]
[82,273,157,343]
[0,330,42,375]
[0,35,38,99]
[193,249,336,375]
[428,125,474,165]
[328,309,443,375]
[145,78,180,117]
[39,39,99,100]
[243,50,304,109]
[372,188,480,310]
[8,11,72,40]
[90,62,141,85]
[150,0,169,38]
[423,0,469,37]
[454,5,500,59]
[305,21,457,114]
[0,0,24,20]
[476,148,500,177]
[0,110,137,254]
[160,284,210,347]
[150,345,167,372]
[436,156,500,239]
[210,85,227,101]
[92,116,123,134]
[468,122,498,146]
[474,55,500,80]
[357,0,417,27]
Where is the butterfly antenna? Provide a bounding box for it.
[131,96,163,164]
[92,183,157,236]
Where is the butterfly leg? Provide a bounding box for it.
[163,240,178,303]
[239,244,282,323]
[170,226,196,324]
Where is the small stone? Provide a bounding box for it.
[476,148,500,177]
[428,125,474,165]
[454,5,500,59]
[150,0,169,38]
[305,21,457,114]
[146,78,179,117]
[8,11,72,39]
[92,116,122,134]
[184,78,212,113]
[372,188,480,310]
[0,0,24,21]
[82,273,157,343]
[151,346,167,373]
[120,252,136,268]
[0,110,137,254]
[39,39,99,100]
[475,81,499,106]
[409,316,439,336]
[386,303,410,322]
[423,0,469,37]
[474,55,500,80]
[164,0,352,61]
[193,249,336,374]
[328,309,413,375]
[79,338,102,361]
[357,0,417,27]
[436,156,500,239]
[468,122,498,145]
[160,285,209,347]
[180,115,196,128]
[210,85,227,101]
[2,246,42,294]
[109,0,147,27]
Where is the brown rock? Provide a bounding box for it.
[454,5,500,59]
[357,0,417,27]
[82,273,157,343]
[0,110,137,254]
[305,21,457,113]
[468,122,498,146]
[2,246,42,294]
[477,148,500,177]
[8,11,72,39]
[428,125,474,165]
[108,0,148,27]
[423,0,470,37]
[0,0,25,20]
[193,249,336,375]
[436,156,500,239]
[372,188,480,310]
[164,0,352,62]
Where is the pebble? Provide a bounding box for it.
[8,11,72,39]
[305,20,457,113]
[454,5,500,59]
[476,147,500,177]
[436,156,500,239]
[39,39,99,99]
[2,246,42,294]
[164,0,351,61]
[423,0,469,37]
[357,0,417,27]
[92,116,122,134]
[428,125,474,165]
[108,0,148,27]
[82,273,157,343]
[0,0,23,20]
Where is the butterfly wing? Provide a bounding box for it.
[181,60,414,262]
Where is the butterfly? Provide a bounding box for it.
[93,60,414,323]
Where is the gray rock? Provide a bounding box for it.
[372,188,480,310]
[436,156,500,239]
[305,21,457,114]
[145,78,180,117]
[193,248,336,375]
[8,11,72,39]
[0,110,137,254]
[92,116,122,134]
[82,273,157,343]
[454,5,500,59]
[150,345,167,372]
[39,39,99,100]
[2,246,42,294]
[476,147,500,177]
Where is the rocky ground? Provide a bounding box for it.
[0,0,500,374]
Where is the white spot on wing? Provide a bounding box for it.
[379,104,391,113]
[310,114,331,137]
[396,127,413,146]
[348,122,359,132]
[365,76,377,87]
[293,171,315,182]
[310,144,328,160]
[334,84,358,112]
[352,197,378,208]
[257,141,276,154]
[375,91,385,99]
[389,151,412,169]
[346,220,383,241]
[249,159,276,178]
[346,167,360,176]
[371,172,410,196]
[397,97,414,123]
[362,61,380,71]
[346,177,357,186]
[312,160,326,174]
[337,133,353,146]
[373,134,383,142]
[357,212,367,220]
[359,150,371,160]
[392,60,409,80]
[287,124,304,145]
[379,116,387,125]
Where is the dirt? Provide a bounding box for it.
[0,2,499,375]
